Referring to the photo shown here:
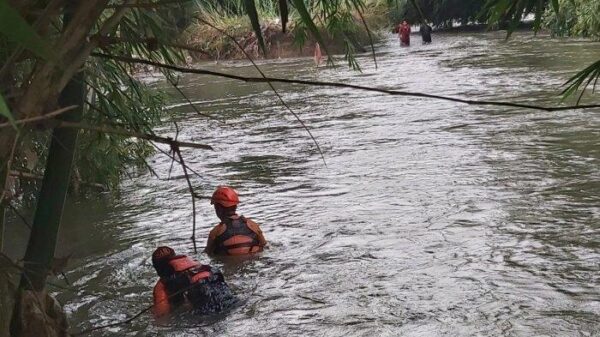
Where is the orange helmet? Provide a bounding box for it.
[210,186,239,207]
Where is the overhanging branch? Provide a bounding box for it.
[91,52,600,112]
[0,106,77,129]
[55,121,213,150]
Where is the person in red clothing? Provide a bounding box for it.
[205,186,267,256]
[151,246,235,319]
[398,20,411,46]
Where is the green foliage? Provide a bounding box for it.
[563,59,600,103]
[292,0,333,59]
[0,94,15,129]
[543,0,600,39]
[484,0,599,98]
[243,0,267,55]
[388,0,488,27]
[0,0,54,60]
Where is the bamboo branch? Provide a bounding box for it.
[92,36,212,57]
[55,121,214,150]
[0,106,77,129]
[91,52,600,112]
[172,146,197,248]
[105,0,193,8]
[149,142,205,179]
[9,170,106,190]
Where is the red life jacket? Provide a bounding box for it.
[213,216,262,256]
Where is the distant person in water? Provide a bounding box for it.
[314,42,323,67]
[152,246,235,319]
[398,20,411,46]
[420,23,432,44]
[205,186,267,256]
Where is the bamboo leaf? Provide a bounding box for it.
[562,59,600,103]
[290,0,331,62]
[279,0,289,33]
[0,0,53,60]
[0,94,17,130]
[243,0,267,56]
[551,0,559,13]
[533,0,544,32]
[349,0,377,69]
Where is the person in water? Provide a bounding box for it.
[420,23,432,44]
[152,246,235,318]
[398,20,411,46]
[205,186,267,256]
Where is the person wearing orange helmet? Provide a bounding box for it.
[151,246,235,319]
[205,186,267,256]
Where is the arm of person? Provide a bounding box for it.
[153,280,171,320]
[246,219,267,247]
[204,224,223,255]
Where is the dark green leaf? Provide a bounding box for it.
[0,94,17,130]
[0,0,54,60]
[243,0,267,56]
[533,0,544,32]
[562,59,600,103]
[349,1,377,69]
[279,0,289,33]
[551,0,559,13]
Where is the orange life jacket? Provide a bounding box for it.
[213,216,262,256]
[153,255,214,317]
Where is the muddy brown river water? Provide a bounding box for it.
[5,31,600,336]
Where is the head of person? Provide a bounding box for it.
[152,246,176,278]
[402,20,408,25]
[210,186,239,221]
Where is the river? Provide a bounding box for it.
[6,31,600,336]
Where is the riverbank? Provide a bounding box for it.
[181,12,389,61]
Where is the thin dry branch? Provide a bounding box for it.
[172,146,198,248]
[91,52,600,112]
[166,76,225,124]
[197,18,327,166]
[9,170,106,190]
[105,0,193,8]
[149,142,205,179]
[0,106,77,129]
[55,121,213,150]
[5,201,33,230]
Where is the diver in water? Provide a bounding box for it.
[420,23,432,44]
[151,246,235,319]
[205,186,267,256]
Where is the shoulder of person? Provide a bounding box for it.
[153,279,166,292]
[244,217,263,231]
[209,223,227,238]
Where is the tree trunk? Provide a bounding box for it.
[9,1,85,334]
[10,72,84,337]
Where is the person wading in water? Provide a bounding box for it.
[420,23,432,44]
[205,186,267,256]
[398,20,411,46]
[151,246,235,319]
